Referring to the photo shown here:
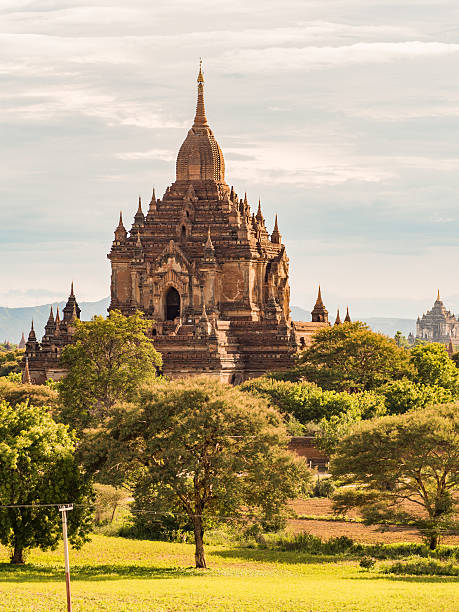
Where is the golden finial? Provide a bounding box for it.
[197,58,204,83]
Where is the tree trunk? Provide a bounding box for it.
[429,534,439,550]
[11,544,24,564]
[193,515,206,569]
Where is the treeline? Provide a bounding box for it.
[0,315,457,565]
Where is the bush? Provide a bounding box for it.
[266,532,458,561]
[360,556,376,570]
[312,476,335,498]
[383,559,459,576]
[0,379,59,409]
[239,377,385,425]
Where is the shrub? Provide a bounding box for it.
[360,556,376,570]
[383,559,459,576]
[312,476,335,498]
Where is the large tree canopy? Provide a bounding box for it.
[100,377,312,568]
[295,322,412,392]
[330,404,459,549]
[410,343,459,392]
[0,400,93,563]
[59,310,162,429]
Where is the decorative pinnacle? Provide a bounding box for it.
[70,281,74,297]
[193,59,208,128]
[137,196,142,213]
[205,227,214,250]
[55,306,60,324]
[244,192,248,206]
[437,289,441,301]
[256,199,264,223]
[47,305,54,323]
[198,58,204,83]
[315,285,324,307]
[117,211,125,229]
[344,306,351,323]
[335,309,341,325]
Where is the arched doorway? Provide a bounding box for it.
[165,287,180,321]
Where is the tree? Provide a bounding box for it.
[102,377,312,568]
[0,347,24,377]
[295,322,412,392]
[0,400,93,563]
[330,404,459,549]
[59,310,162,429]
[394,331,410,348]
[239,376,385,424]
[410,343,459,393]
[379,378,453,415]
[0,379,58,410]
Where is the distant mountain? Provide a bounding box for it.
[291,306,415,338]
[0,297,110,344]
[1,299,415,345]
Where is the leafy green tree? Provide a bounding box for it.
[239,377,385,424]
[0,400,93,563]
[394,331,410,348]
[93,483,127,524]
[101,377,312,568]
[410,344,459,393]
[331,404,459,549]
[295,322,412,392]
[380,378,453,415]
[59,310,162,429]
[0,379,58,410]
[0,348,24,377]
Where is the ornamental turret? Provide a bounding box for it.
[114,212,127,243]
[271,214,281,244]
[133,196,145,227]
[63,283,81,322]
[311,286,328,323]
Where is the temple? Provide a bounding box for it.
[107,64,330,381]
[21,284,81,384]
[414,291,459,351]
[22,65,341,384]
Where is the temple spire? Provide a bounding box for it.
[148,187,157,213]
[334,309,341,325]
[22,357,32,385]
[134,196,145,226]
[205,226,214,250]
[271,214,281,244]
[344,306,351,323]
[256,199,264,223]
[115,211,127,242]
[193,59,209,128]
[311,285,328,323]
[437,289,441,302]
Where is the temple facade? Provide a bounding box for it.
[22,284,81,384]
[414,291,459,348]
[22,65,337,384]
[107,64,329,381]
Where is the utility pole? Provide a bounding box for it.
[59,504,73,612]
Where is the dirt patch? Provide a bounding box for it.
[287,498,459,545]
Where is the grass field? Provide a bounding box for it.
[0,535,457,611]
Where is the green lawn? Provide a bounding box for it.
[0,536,456,611]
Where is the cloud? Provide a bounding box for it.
[217,42,459,73]
[116,148,175,161]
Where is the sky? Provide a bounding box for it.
[1,0,459,318]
